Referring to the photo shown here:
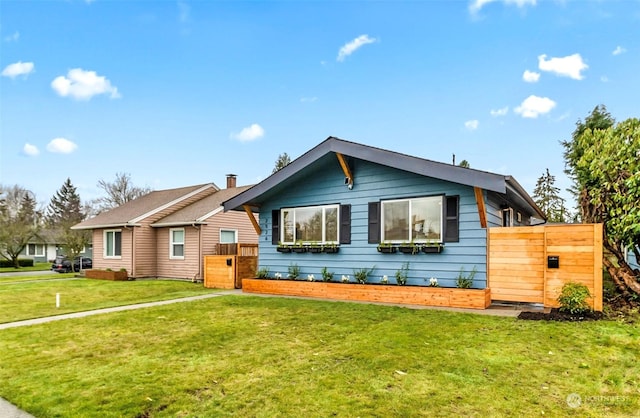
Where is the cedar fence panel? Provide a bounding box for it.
[488,224,602,311]
[205,244,259,289]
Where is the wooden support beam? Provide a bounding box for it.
[243,205,262,236]
[474,187,488,229]
[336,153,353,188]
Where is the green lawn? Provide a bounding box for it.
[0,279,219,323]
[0,296,637,417]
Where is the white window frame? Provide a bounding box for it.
[281,204,340,244]
[381,195,444,243]
[27,244,45,256]
[170,228,185,259]
[104,229,122,259]
[219,229,238,244]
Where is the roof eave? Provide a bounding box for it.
[224,137,508,211]
[71,223,142,230]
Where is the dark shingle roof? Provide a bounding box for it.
[223,136,545,220]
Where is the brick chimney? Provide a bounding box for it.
[226,174,237,189]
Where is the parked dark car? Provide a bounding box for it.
[51,256,92,273]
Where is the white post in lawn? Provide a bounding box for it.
[56,293,60,308]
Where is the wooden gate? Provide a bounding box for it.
[203,244,258,289]
[488,224,602,310]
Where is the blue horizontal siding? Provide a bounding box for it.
[257,156,489,288]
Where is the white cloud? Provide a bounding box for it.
[231,124,265,142]
[4,31,19,42]
[465,120,479,131]
[337,35,377,62]
[51,68,121,100]
[538,53,588,80]
[612,46,626,56]
[1,61,34,79]
[178,1,190,23]
[514,95,556,118]
[23,143,39,157]
[601,75,609,83]
[300,97,318,103]
[46,137,78,154]
[522,70,540,83]
[469,0,536,14]
[490,106,509,117]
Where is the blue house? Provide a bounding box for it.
[223,137,545,288]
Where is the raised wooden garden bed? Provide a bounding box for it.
[242,279,491,309]
[85,269,128,281]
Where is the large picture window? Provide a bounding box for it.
[27,244,44,256]
[170,228,185,259]
[104,230,122,258]
[281,204,339,244]
[381,196,443,242]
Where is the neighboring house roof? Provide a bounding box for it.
[223,136,546,220]
[151,185,254,227]
[71,183,218,230]
[32,229,60,243]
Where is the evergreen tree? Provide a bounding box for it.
[46,178,90,258]
[561,104,615,219]
[532,169,567,223]
[563,106,640,298]
[272,152,291,173]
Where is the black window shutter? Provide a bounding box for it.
[368,202,381,244]
[444,196,459,242]
[339,204,351,244]
[271,210,280,245]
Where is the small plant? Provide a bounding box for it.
[274,272,282,280]
[119,268,127,272]
[321,267,334,282]
[428,277,439,287]
[395,262,409,285]
[558,282,592,314]
[341,274,351,283]
[106,268,113,272]
[381,275,389,285]
[455,266,477,288]
[256,266,270,279]
[353,266,376,284]
[307,274,315,282]
[288,263,300,279]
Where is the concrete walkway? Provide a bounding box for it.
[0,291,238,330]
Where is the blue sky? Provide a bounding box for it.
[1,0,638,210]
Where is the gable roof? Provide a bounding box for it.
[223,136,545,220]
[72,183,218,230]
[151,185,254,227]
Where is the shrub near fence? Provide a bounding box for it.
[0,259,35,268]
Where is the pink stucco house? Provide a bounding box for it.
[72,175,259,280]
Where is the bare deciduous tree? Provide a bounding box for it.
[93,172,151,213]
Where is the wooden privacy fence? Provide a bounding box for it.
[488,224,603,310]
[204,244,258,289]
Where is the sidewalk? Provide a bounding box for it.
[0,290,240,330]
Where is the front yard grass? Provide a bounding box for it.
[0,279,218,323]
[0,296,638,417]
